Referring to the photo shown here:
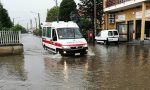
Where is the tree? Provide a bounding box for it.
[46,6,59,22]
[11,24,27,33]
[59,0,77,21]
[78,0,103,31]
[0,2,13,29]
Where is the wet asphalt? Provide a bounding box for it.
[0,34,150,90]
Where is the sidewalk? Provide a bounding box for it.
[127,40,150,45]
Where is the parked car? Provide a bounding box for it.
[95,29,119,45]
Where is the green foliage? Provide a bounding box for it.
[0,3,13,29]
[11,24,27,33]
[78,0,103,30]
[79,0,94,19]
[80,17,92,30]
[0,21,2,30]
[46,6,59,22]
[59,0,77,21]
[33,29,42,36]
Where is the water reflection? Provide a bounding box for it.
[84,45,150,89]
[43,45,150,90]
[44,56,90,90]
[2,34,150,89]
[0,55,27,81]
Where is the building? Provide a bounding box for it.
[103,0,150,42]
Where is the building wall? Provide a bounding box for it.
[103,2,150,41]
[104,3,150,30]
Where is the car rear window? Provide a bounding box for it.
[114,31,118,35]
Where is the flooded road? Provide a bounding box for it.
[0,34,150,90]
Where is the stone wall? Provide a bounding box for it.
[0,44,23,56]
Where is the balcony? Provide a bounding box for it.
[104,0,147,12]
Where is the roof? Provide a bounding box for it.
[42,21,79,28]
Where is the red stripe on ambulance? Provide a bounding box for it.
[43,40,62,47]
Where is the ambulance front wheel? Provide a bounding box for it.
[80,50,88,56]
[59,49,65,56]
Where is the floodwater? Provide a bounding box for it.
[0,34,150,90]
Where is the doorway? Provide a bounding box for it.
[136,20,141,39]
[117,22,127,41]
[128,21,133,41]
[145,21,150,39]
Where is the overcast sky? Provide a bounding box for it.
[1,0,80,28]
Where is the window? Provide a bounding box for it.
[57,28,83,39]
[108,31,113,36]
[42,27,46,36]
[97,32,101,36]
[109,14,115,24]
[47,27,51,38]
[114,31,118,35]
[52,29,57,41]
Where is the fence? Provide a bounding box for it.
[0,30,21,45]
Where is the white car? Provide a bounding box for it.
[95,29,119,45]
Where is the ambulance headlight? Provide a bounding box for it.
[62,45,70,49]
[83,44,88,47]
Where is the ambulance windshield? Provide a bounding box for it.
[57,28,83,39]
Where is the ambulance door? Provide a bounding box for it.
[51,28,57,52]
[46,27,52,49]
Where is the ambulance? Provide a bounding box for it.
[41,21,88,56]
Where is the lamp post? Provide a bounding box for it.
[13,17,21,25]
[34,17,37,30]
[94,0,97,40]
[31,11,41,29]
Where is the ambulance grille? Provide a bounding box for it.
[71,46,83,49]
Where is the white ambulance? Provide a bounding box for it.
[41,21,88,56]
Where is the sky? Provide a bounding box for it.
[1,0,80,29]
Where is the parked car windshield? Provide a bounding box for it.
[97,32,101,36]
[57,28,83,39]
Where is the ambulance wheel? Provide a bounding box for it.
[81,51,87,56]
[59,50,65,56]
[56,48,59,54]
[80,53,85,56]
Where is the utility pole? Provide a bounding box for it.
[31,11,41,29]
[94,0,97,41]
[13,18,15,25]
[27,23,29,30]
[35,17,37,30]
[54,0,59,22]
[38,13,41,29]
[30,19,33,29]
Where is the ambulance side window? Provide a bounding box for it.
[42,27,46,36]
[52,29,57,41]
[47,27,51,38]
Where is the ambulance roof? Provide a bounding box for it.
[42,21,79,28]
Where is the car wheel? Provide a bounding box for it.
[104,39,108,45]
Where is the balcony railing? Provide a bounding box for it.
[106,0,132,8]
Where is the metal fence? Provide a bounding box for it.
[0,30,21,45]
